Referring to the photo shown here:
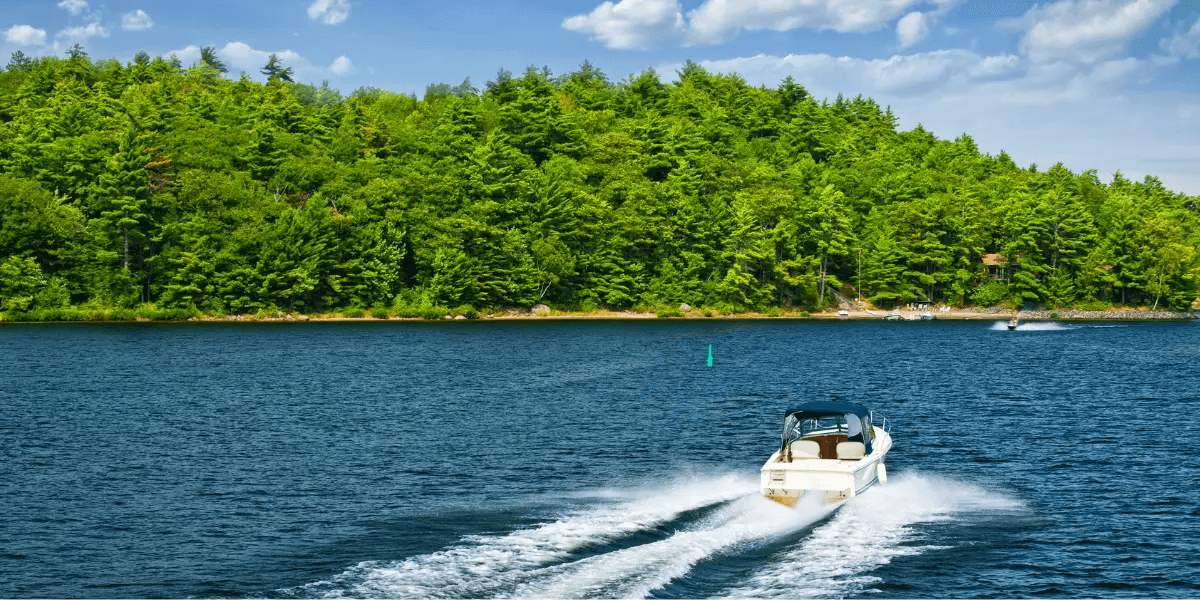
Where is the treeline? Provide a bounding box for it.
[1,46,1197,317]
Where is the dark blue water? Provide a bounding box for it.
[2,320,1198,598]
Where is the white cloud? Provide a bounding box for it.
[1013,0,1176,64]
[171,42,306,75]
[56,22,109,45]
[681,49,1021,96]
[896,11,930,48]
[562,0,685,50]
[5,24,47,46]
[307,0,351,25]
[57,0,88,15]
[970,53,1022,78]
[170,42,356,80]
[679,52,1153,113]
[121,9,153,31]
[565,0,964,48]
[1160,17,1200,59]
[329,55,353,75]
[686,0,930,45]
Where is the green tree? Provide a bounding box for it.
[997,192,1050,306]
[808,184,853,306]
[0,52,1197,318]
[859,213,914,307]
[7,51,33,72]
[1038,167,1099,304]
[1097,192,1144,304]
[97,126,152,273]
[256,202,335,311]
[1139,214,1197,309]
[0,255,46,311]
[200,46,227,73]
[260,53,294,83]
[531,235,574,303]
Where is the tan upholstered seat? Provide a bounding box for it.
[790,440,821,459]
[836,441,866,460]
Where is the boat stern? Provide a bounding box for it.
[760,454,863,506]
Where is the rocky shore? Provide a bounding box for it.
[819,306,1195,321]
[1014,309,1196,321]
[3,306,1196,323]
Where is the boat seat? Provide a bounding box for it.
[789,440,821,460]
[836,441,866,460]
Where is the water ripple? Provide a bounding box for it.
[1,320,1197,598]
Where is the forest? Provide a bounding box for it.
[1,45,1197,319]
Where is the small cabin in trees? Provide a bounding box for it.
[982,253,1007,281]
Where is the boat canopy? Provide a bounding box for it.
[780,401,874,454]
[785,401,869,419]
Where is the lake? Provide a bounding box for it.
[1,320,1198,598]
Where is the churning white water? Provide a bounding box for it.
[505,493,833,599]
[294,472,1021,599]
[298,474,755,598]
[990,321,1073,331]
[720,474,1024,598]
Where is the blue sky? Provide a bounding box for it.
[4,0,1200,194]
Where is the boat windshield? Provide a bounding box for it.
[782,414,849,441]
[781,411,872,453]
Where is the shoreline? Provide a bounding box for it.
[1,307,1194,324]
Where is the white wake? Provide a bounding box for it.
[989,321,1072,331]
[292,473,1022,599]
[720,474,1024,598]
[297,474,756,599]
[506,493,833,599]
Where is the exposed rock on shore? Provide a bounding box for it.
[1018,309,1195,321]
[957,306,1013,315]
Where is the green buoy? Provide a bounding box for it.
[707,344,713,367]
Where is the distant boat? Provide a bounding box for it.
[920,313,936,321]
[883,314,901,321]
[838,310,849,317]
[1008,317,1019,330]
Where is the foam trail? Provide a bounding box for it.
[509,494,833,599]
[989,321,1072,331]
[298,474,755,599]
[722,474,1024,598]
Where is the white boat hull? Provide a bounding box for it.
[760,430,892,506]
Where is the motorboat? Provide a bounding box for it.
[761,402,892,507]
[837,310,849,317]
[883,313,901,321]
[1007,317,1019,330]
[920,312,936,321]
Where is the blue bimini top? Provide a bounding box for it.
[784,401,870,420]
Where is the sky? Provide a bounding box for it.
[3,0,1200,194]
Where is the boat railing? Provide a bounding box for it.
[871,412,890,434]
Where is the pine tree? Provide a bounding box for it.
[260,53,294,83]
[97,127,151,273]
[1098,192,1143,304]
[199,46,227,73]
[256,202,335,311]
[999,193,1051,306]
[159,229,214,308]
[809,184,853,306]
[7,51,33,72]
